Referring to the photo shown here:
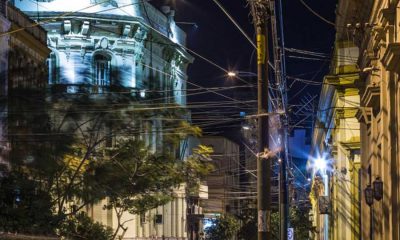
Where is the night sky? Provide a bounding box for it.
[153,0,337,137]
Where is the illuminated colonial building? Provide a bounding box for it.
[308,1,363,238]
[309,0,400,240]
[13,0,195,239]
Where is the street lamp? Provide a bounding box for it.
[226,71,257,77]
[364,184,374,206]
[227,71,237,77]
[314,157,327,172]
[373,177,383,201]
[364,177,383,205]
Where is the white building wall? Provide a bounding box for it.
[13,0,194,238]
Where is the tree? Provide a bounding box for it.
[2,88,212,239]
[237,208,257,240]
[94,140,214,239]
[205,214,240,240]
[237,207,313,240]
[0,170,57,235]
[289,207,313,240]
[59,212,113,240]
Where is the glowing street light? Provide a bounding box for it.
[226,71,257,77]
[227,71,237,77]
[242,125,250,130]
[314,157,327,171]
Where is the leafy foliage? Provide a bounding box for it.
[288,207,313,240]
[183,145,214,194]
[0,170,57,235]
[2,89,211,239]
[237,208,257,240]
[59,212,113,240]
[205,214,240,240]
[237,207,313,240]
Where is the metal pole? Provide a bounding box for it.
[279,144,288,240]
[248,1,271,239]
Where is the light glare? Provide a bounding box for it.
[227,71,237,77]
[314,157,326,170]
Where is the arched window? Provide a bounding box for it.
[93,54,111,86]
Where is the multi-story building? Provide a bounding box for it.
[0,0,10,166]
[308,1,362,239]
[198,136,241,218]
[0,1,50,166]
[13,0,194,239]
[355,0,400,239]
[309,0,400,239]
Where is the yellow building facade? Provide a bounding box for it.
[310,0,400,239]
[309,1,361,239]
[357,0,400,239]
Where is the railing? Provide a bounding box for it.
[49,84,185,105]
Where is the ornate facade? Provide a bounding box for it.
[308,37,361,240]
[356,0,400,239]
[309,0,400,239]
[13,0,194,239]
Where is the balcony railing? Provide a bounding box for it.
[49,84,184,105]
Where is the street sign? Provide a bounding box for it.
[288,228,294,240]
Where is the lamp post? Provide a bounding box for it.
[373,177,383,201]
[227,71,258,77]
[310,155,330,240]
[364,175,383,240]
[364,185,374,206]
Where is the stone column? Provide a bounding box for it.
[171,198,176,237]
[182,197,188,238]
[176,197,183,238]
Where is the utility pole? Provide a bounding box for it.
[279,137,289,240]
[269,0,289,237]
[248,1,271,239]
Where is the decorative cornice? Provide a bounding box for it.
[364,48,379,63]
[325,73,359,88]
[340,137,361,150]
[343,108,359,118]
[355,107,372,124]
[372,26,386,49]
[381,42,400,74]
[334,108,344,121]
[344,88,359,96]
[379,7,396,26]
[361,83,380,108]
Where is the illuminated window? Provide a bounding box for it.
[93,54,111,86]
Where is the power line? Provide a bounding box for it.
[297,0,335,26]
[210,0,275,70]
